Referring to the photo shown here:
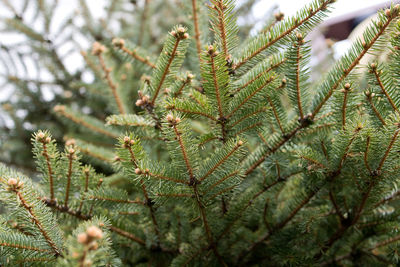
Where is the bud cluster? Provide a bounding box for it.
[122,136,136,148]
[207,45,219,57]
[77,225,104,251]
[171,26,189,40]
[274,12,284,21]
[112,38,125,49]
[7,178,24,191]
[91,42,106,56]
[135,168,150,175]
[135,91,151,107]
[36,131,51,144]
[166,113,181,125]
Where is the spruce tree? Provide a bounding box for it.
[2,0,400,266]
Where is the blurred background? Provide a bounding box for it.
[0,0,398,174]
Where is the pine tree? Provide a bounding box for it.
[2,0,400,266]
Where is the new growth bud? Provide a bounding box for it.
[91,42,106,55]
[112,38,125,48]
[86,225,103,239]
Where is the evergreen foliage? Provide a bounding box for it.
[2,0,400,266]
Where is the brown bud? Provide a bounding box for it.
[7,178,17,186]
[175,117,181,123]
[166,114,174,122]
[91,42,106,55]
[45,137,51,144]
[135,168,142,175]
[123,136,130,144]
[86,225,103,239]
[66,139,76,147]
[238,140,244,146]
[344,83,351,90]
[135,99,144,106]
[77,232,88,244]
[68,148,75,154]
[385,9,391,17]
[112,38,125,48]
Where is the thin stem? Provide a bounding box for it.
[267,96,285,134]
[191,0,202,64]
[212,0,229,59]
[173,124,195,182]
[56,107,118,138]
[234,58,285,94]
[210,54,224,119]
[199,143,242,182]
[365,94,386,125]
[377,128,400,172]
[168,106,217,121]
[98,53,126,114]
[64,151,74,208]
[193,184,227,266]
[342,90,348,130]
[150,39,181,105]
[109,226,146,245]
[372,68,399,114]
[226,75,275,119]
[12,189,60,255]
[121,46,156,68]
[364,136,373,174]
[88,195,145,204]
[295,43,304,119]
[41,142,55,202]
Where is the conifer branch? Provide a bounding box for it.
[234,59,285,94]
[377,127,400,172]
[151,38,181,105]
[38,138,55,202]
[229,107,266,128]
[365,92,386,125]
[54,105,118,138]
[64,148,75,208]
[0,242,50,253]
[341,85,350,129]
[112,38,156,68]
[210,52,225,119]
[172,123,196,182]
[109,226,146,245]
[364,136,373,174]
[267,96,285,134]
[226,75,275,119]
[236,122,262,135]
[234,0,333,70]
[210,0,229,59]
[199,141,243,182]
[295,37,304,119]
[205,171,238,192]
[93,43,126,114]
[167,105,217,121]
[78,169,90,212]
[371,64,399,114]
[88,195,145,204]
[245,124,303,176]
[191,0,203,64]
[369,234,400,250]
[311,11,399,118]
[10,185,61,256]
[193,184,227,266]
[43,198,92,220]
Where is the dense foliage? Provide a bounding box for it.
[2,0,400,266]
